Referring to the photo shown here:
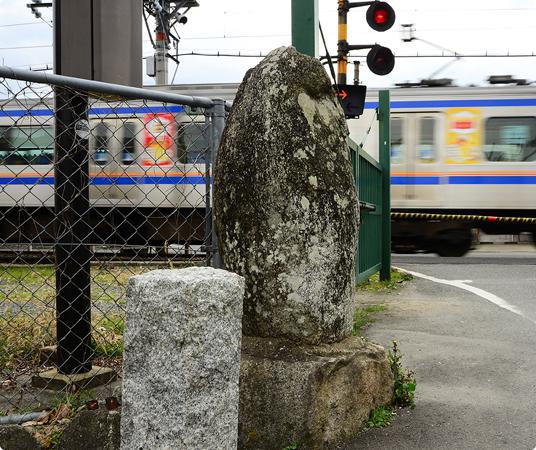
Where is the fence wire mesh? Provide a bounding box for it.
[0,74,222,416]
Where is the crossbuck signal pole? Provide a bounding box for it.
[337,0,396,83]
[334,1,395,118]
[337,0,349,84]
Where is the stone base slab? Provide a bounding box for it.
[238,336,394,450]
[31,367,117,391]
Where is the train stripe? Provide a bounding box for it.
[391,173,536,185]
[0,173,204,185]
[0,105,184,118]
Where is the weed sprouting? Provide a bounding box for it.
[388,340,417,408]
[367,404,394,428]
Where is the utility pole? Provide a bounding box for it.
[155,19,169,85]
[143,1,200,85]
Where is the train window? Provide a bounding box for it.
[418,117,436,163]
[390,117,406,164]
[484,117,536,162]
[92,122,111,165]
[176,123,207,164]
[121,122,137,165]
[0,126,54,165]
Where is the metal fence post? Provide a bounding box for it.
[208,98,226,269]
[54,87,93,374]
[378,90,391,281]
[291,0,319,57]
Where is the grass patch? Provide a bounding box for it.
[0,307,56,370]
[0,309,125,370]
[365,341,417,431]
[91,314,125,358]
[352,305,387,335]
[357,269,412,293]
[0,264,145,372]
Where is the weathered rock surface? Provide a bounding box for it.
[121,267,245,450]
[0,425,40,450]
[238,336,394,450]
[214,46,359,345]
[58,408,120,450]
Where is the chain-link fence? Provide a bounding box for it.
[0,67,229,416]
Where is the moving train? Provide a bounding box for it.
[1,80,535,256]
[347,79,536,256]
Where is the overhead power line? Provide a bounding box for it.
[0,44,52,51]
[0,21,52,28]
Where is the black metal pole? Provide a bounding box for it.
[54,87,93,375]
[53,0,92,375]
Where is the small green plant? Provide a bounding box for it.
[388,340,417,408]
[367,404,394,428]
[281,444,297,450]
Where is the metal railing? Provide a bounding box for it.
[352,90,391,284]
[0,66,228,415]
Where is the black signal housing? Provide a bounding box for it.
[367,44,395,75]
[366,1,396,32]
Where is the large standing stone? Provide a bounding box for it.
[214,46,359,345]
[121,267,245,450]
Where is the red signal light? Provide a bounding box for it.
[374,9,388,24]
[366,2,395,32]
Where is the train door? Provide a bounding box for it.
[391,113,444,206]
[89,119,141,204]
[90,119,118,202]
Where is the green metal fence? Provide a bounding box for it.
[352,90,391,284]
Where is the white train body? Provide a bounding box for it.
[347,84,536,254]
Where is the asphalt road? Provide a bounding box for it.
[341,244,536,450]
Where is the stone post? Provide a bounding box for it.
[120,267,244,450]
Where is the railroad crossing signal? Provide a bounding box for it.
[337,0,396,85]
[334,84,367,118]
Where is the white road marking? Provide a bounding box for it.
[394,267,536,325]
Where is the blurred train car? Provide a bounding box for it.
[348,80,536,256]
[0,96,211,250]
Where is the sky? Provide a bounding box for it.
[1,0,536,89]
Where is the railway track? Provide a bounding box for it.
[0,245,207,265]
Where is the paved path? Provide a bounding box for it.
[341,250,536,450]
